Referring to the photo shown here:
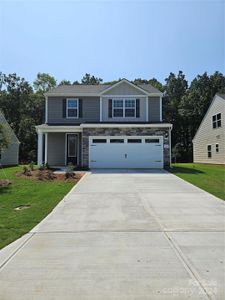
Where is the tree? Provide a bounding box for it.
[133,78,164,92]
[148,78,164,92]
[81,73,103,85]
[18,118,37,162]
[0,73,45,162]
[163,71,189,161]
[0,123,11,153]
[33,73,57,94]
[59,80,71,86]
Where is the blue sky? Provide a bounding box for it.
[0,0,224,84]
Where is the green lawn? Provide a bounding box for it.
[0,166,75,250]
[170,163,225,200]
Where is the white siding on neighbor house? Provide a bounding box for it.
[0,142,19,166]
[193,95,225,164]
[103,81,146,95]
[47,133,65,166]
[0,112,19,166]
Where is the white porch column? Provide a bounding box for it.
[44,133,48,164]
[37,131,43,166]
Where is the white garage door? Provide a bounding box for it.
[89,136,163,169]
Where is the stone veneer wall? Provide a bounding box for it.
[82,127,170,168]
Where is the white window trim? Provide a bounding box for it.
[112,98,136,118]
[66,98,79,119]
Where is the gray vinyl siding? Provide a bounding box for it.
[0,142,19,166]
[103,82,146,95]
[47,133,65,166]
[47,97,100,124]
[193,95,225,164]
[102,97,146,122]
[149,97,160,122]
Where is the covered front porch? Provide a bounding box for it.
[36,125,82,167]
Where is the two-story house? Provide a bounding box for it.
[36,79,172,169]
[193,93,225,164]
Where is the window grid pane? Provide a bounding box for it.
[125,100,135,108]
[114,109,123,117]
[113,100,123,107]
[68,109,77,117]
[68,100,77,108]
[125,109,135,117]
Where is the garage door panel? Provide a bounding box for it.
[89,136,163,169]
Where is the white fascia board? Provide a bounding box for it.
[35,125,82,133]
[80,123,173,129]
[46,93,101,97]
[45,92,163,98]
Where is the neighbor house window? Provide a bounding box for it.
[207,145,212,158]
[216,144,219,153]
[67,99,78,118]
[212,113,221,129]
[113,99,136,118]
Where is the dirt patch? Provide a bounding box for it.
[0,179,12,188]
[14,205,31,211]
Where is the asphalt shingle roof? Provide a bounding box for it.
[46,80,161,96]
[217,93,225,100]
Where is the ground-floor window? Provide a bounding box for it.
[207,145,212,158]
[216,144,219,153]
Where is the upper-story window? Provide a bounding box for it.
[67,99,78,118]
[113,99,136,118]
[212,113,221,129]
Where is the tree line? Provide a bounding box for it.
[0,71,224,163]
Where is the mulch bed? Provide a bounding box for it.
[15,170,84,182]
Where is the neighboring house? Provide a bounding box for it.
[36,79,172,169]
[0,111,19,166]
[193,93,225,164]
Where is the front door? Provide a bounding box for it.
[67,134,78,165]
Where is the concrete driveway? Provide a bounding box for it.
[0,170,224,300]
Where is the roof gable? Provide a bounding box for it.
[193,94,225,141]
[101,79,148,96]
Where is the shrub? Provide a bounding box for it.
[65,162,75,179]
[23,166,31,176]
[29,161,35,171]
